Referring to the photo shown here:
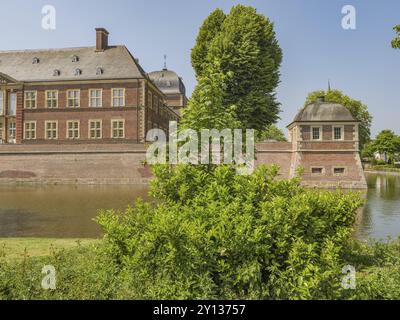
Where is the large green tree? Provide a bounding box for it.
[305,90,372,151]
[372,130,400,164]
[188,5,282,132]
[392,25,400,49]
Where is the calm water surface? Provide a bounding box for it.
[355,172,400,240]
[0,173,400,240]
[0,185,148,238]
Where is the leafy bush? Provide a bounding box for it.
[96,165,363,299]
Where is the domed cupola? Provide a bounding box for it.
[148,56,187,114]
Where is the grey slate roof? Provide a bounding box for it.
[148,69,185,95]
[0,46,145,82]
[292,102,357,124]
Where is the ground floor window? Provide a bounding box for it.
[45,121,58,140]
[311,167,324,175]
[333,167,346,175]
[24,121,36,140]
[111,120,124,139]
[0,120,3,143]
[89,120,102,139]
[67,121,80,139]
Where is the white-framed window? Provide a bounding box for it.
[24,121,36,140]
[311,167,325,175]
[46,90,58,109]
[24,91,37,109]
[0,91,4,115]
[67,90,80,108]
[89,89,103,108]
[111,119,125,139]
[8,93,16,116]
[311,126,322,141]
[8,121,16,142]
[333,167,346,176]
[66,120,80,139]
[333,126,344,141]
[45,121,58,140]
[112,88,125,107]
[89,120,102,139]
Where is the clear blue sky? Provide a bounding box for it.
[1,0,399,136]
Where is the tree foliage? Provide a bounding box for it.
[305,89,372,150]
[188,5,283,132]
[392,25,400,49]
[258,124,287,142]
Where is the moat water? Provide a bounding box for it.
[0,172,399,240]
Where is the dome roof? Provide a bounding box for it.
[292,100,356,124]
[148,69,186,95]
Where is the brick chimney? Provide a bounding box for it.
[95,28,109,52]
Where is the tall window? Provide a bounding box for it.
[89,89,102,107]
[333,126,343,140]
[311,127,321,140]
[8,93,16,116]
[67,121,80,139]
[24,91,37,109]
[45,121,58,140]
[0,120,3,142]
[148,92,153,109]
[46,91,58,108]
[0,91,4,115]
[111,120,124,139]
[112,88,125,107]
[24,121,36,140]
[67,90,80,108]
[89,120,102,139]
[8,121,16,142]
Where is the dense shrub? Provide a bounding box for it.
[96,165,363,299]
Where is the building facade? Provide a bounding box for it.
[0,28,180,145]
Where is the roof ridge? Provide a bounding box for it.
[0,45,125,54]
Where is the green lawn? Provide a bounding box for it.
[0,238,100,261]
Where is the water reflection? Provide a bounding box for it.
[355,173,400,240]
[0,185,148,238]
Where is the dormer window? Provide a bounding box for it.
[32,57,40,64]
[96,67,104,75]
[75,69,82,76]
[53,69,61,77]
[72,55,79,62]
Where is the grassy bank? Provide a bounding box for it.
[0,238,100,261]
[366,165,400,173]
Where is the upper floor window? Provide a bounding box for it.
[67,90,80,108]
[46,90,58,109]
[333,126,344,141]
[24,91,37,109]
[8,93,16,116]
[67,120,80,139]
[89,89,102,108]
[0,91,4,116]
[112,88,125,107]
[24,121,36,140]
[311,126,321,141]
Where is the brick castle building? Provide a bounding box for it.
[0,28,184,145]
[0,28,366,188]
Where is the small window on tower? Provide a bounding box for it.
[311,167,324,175]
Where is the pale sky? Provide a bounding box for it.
[1,0,399,136]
